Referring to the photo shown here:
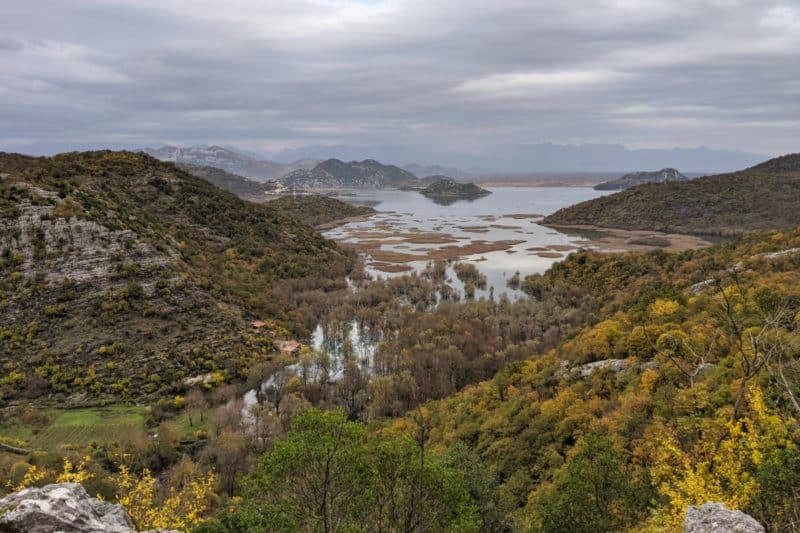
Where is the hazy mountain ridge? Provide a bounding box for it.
[593,168,689,190]
[177,163,279,200]
[544,153,800,236]
[273,142,765,174]
[141,145,318,181]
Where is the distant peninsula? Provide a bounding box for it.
[593,168,689,190]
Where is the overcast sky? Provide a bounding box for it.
[0,0,797,163]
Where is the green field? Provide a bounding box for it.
[0,406,147,451]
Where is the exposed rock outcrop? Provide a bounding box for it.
[0,182,175,286]
[0,483,171,533]
[684,502,764,533]
[573,358,628,377]
[689,247,800,294]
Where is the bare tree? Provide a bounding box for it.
[185,389,208,427]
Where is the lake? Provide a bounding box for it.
[323,186,611,299]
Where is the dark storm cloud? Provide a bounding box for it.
[0,0,797,162]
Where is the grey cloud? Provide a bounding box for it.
[0,38,23,51]
[0,0,796,169]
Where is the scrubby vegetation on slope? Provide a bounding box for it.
[544,153,800,236]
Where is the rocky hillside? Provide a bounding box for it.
[544,153,800,236]
[142,145,317,181]
[420,178,491,199]
[593,167,688,190]
[0,151,354,404]
[281,158,417,189]
[177,163,279,200]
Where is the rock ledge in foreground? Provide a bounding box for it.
[0,482,175,533]
[684,502,764,533]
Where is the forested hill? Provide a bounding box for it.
[543,153,800,236]
[0,151,354,403]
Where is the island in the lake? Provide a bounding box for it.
[419,177,492,203]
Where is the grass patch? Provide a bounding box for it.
[8,406,148,451]
[172,411,213,438]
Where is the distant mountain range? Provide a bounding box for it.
[282,159,419,189]
[272,142,766,174]
[593,168,689,190]
[138,142,768,189]
[141,145,318,181]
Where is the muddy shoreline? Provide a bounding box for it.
[544,224,714,251]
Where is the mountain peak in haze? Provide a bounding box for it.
[141,145,318,181]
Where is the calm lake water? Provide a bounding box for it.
[324,186,611,299]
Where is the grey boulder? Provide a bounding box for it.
[684,502,764,533]
[0,482,170,533]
